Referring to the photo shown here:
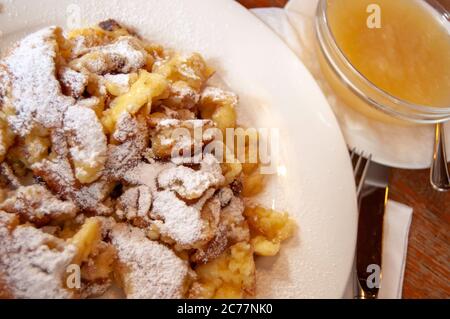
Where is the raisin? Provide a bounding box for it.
[110,183,123,199]
[98,19,122,32]
[230,179,243,196]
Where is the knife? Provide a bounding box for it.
[354,162,390,299]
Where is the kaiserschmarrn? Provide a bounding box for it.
[0,20,295,299]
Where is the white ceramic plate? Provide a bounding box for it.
[0,0,357,298]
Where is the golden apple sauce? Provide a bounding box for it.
[323,0,450,122]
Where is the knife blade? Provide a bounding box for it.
[354,162,390,299]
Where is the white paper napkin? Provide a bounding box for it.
[249,0,414,299]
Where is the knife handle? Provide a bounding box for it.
[354,186,388,299]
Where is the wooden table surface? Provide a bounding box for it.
[237,0,450,299]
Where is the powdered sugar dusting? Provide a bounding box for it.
[151,190,205,247]
[58,67,88,98]
[157,154,224,200]
[200,86,238,107]
[99,37,147,73]
[0,185,78,226]
[110,223,188,299]
[64,104,107,182]
[124,161,175,194]
[0,65,10,107]
[166,81,199,109]
[0,211,76,298]
[3,27,75,136]
[71,37,147,75]
[105,115,148,180]
[112,112,137,143]
[116,185,152,225]
[76,179,114,216]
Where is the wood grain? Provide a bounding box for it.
[237,0,450,299]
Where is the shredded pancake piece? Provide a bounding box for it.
[157,154,224,200]
[32,156,114,216]
[123,161,175,194]
[70,37,147,75]
[32,156,75,197]
[219,195,249,243]
[151,190,207,248]
[64,104,107,184]
[0,185,77,226]
[58,67,88,98]
[2,27,75,137]
[0,211,77,298]
[110,223,190,299]
[116,185,152,228]
[200,86,238,109]
[75,178,115,216]
[151,119,216,160]
[106,114,148,180]
[191,225,228,264]
[164,81,200,110]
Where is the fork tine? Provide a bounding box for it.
[350,147,356,162]
[353,152,364,177]
[356,154,372,197]
[349,149,372,198]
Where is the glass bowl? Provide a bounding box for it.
[315,0,450,124]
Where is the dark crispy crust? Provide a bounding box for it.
[191,226,228,264]
[0,185,78,227]
[106,115,149,180]
[32,157,77,198]
[98,19,123,32]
